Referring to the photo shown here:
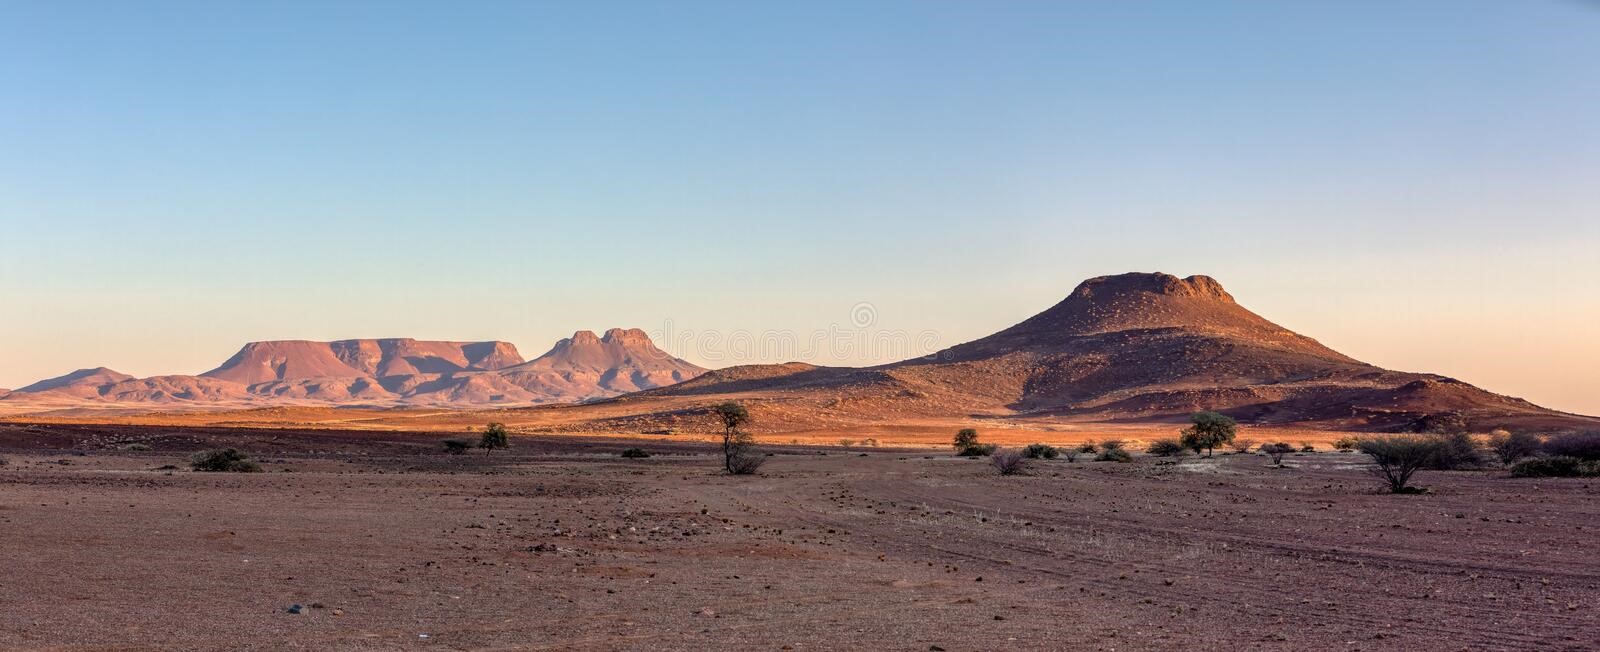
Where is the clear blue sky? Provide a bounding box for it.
[2,1,1597,413]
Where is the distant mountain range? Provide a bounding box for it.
[3,273,1595,432]
[2,329,704,407]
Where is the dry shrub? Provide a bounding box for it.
[1486,430,1540,465]
[1510,456,1600,478]
[1095,441,1133,462]
[990,448,1029,475]
[1146,439,1186,457]
[1425,432,1484,470]
[1543,432,1600,461]
[1261,442,1295,466]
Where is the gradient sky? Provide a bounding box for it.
[1,1,1597,414]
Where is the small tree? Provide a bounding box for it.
[1231,439,1258,454]
[1486,429,1540,465]
[953,428,995,456]
[1180,411,1237,458]
[953,428,979,452]
[1261,442,1294,467]
[713,401,762,474]
[479,423,510,454]
[1358,436,1445,494]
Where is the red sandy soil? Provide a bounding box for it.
[0,406,1370,449]
[1,424,1595,650]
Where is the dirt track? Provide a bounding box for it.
[1,425,1596,650]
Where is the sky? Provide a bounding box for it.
[1,1,1597,414]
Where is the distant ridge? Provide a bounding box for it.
[4,332,704,407]
[3,274,1594,432]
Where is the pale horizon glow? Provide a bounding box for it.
[1,2,1597,415]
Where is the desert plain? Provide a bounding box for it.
[1,421,1596,651]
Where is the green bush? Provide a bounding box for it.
[1095,447,1133,463]
[1509,456,1600,478]
[1332,436,1359,452]
[620,447,651,458]
[1145,439,1186,457]
[189,449,261,473]
[1022,443,1059,459]
[442,439,473,454]
[958,443,998,457]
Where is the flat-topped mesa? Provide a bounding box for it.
[1070,273,1234,303]
[922,271,1358,364]
[201,339,525,384]
[1009,272,1286,338]
[602,327,652,344]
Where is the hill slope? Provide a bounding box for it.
[625,273,1592,432]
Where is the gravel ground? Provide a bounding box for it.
[0,425,1596,650]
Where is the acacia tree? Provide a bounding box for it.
[713,401,761,474]
[1180,411,1237,458]
[1261,442,1295,467]
[953,428,979,452]
[479,422,509,454]
[1357,435,1444,493]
